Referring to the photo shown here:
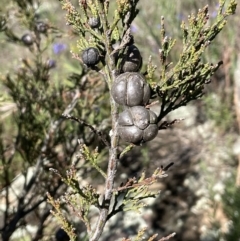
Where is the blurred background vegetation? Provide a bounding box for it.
[0,0,239,240]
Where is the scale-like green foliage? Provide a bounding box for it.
[0,0,237,240]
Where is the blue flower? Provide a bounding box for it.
[210,4,220,18]
[46,59,56,69]
[130,24,138,33]
[176,13,185,21]
[52,43,67,54]
[210,11,218,18]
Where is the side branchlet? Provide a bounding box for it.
[146,0,237,123]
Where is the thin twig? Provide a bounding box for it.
[110,28,132,56]
[158,232,176,241]
[158,119,184,130]
[119,143,135,159]
[61,114,110,147]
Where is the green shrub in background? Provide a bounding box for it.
[0,1,110,240]
[0,0,238,240]
[223,175,240,241]
[205,174,240,241]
